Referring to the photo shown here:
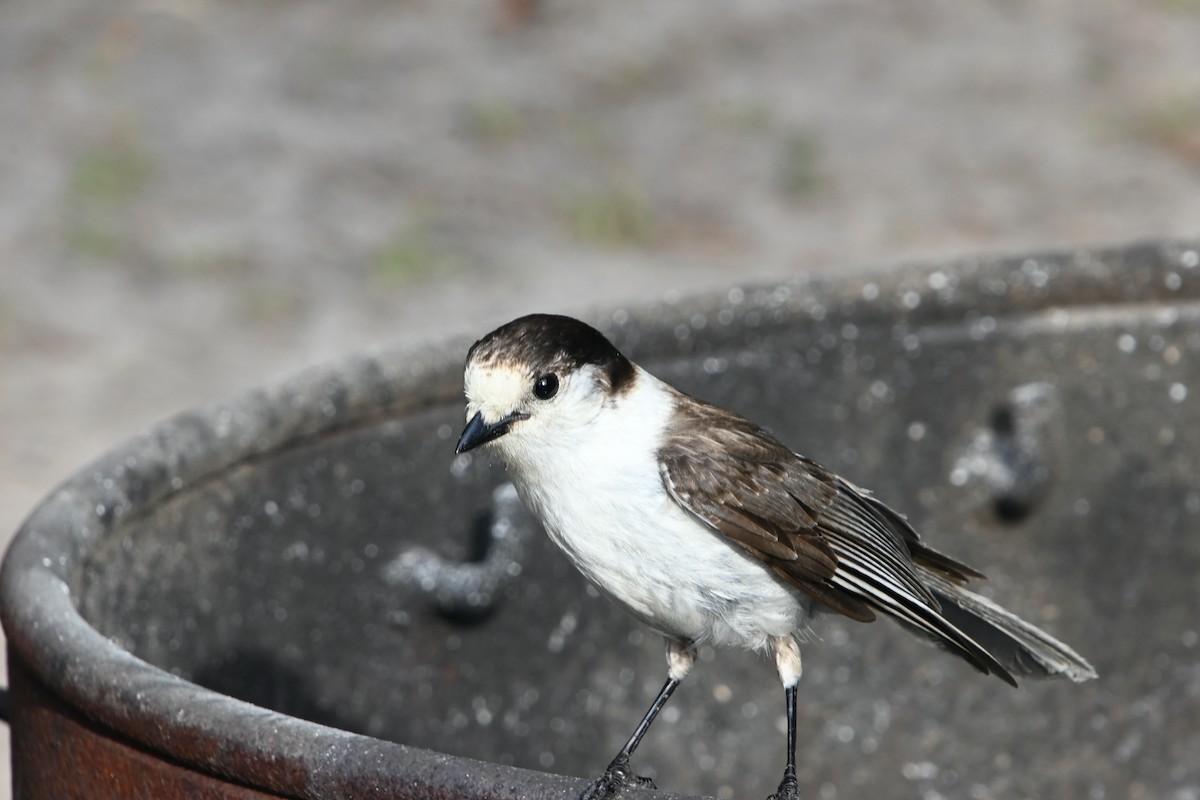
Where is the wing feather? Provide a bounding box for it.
[657,395,1017,683]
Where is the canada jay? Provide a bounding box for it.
[455,314,1095,800]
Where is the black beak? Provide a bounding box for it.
[455,410,529,454]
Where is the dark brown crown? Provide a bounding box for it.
[468,314,634,392]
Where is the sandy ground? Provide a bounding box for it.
[1,0,1198,793]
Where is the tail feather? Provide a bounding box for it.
[918,570,1098,684]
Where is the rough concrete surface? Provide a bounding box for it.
[1,0,1199,796]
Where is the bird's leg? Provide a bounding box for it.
[582,639,694,800]
[768,635,802,800]
[768,684,800,800]
[582,678,677,799]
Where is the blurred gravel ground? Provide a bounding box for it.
[1,0,1199,794]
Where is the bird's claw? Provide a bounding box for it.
[581,755,656,800]
[766,772,800,800]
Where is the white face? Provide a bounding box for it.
[462,359,610,465]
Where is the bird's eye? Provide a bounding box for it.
[533,373,559,400]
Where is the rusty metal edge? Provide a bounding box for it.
[8,654,294,800]
[1,238,1197,799]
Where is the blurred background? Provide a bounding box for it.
[1,0,1198,794]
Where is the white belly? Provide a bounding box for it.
[518,475,808,650]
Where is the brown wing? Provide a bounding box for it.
[657,396,1016,684]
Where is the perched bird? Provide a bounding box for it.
[455,313,1096,800]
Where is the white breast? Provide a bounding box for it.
[506,368,808,651]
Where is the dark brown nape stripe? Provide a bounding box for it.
[605,350,635,393]
[469,314,635,393]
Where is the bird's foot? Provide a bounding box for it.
[581,754,656,800]
[766,771,800,800]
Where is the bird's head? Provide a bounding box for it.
[455,314,635,460]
